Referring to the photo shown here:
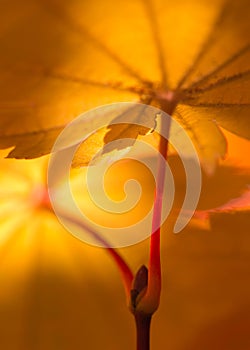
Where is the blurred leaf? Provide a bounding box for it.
[194,187,250,221]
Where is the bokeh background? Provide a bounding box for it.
[1,0,250,348]
[0,131,249,350]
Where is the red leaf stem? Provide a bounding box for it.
[49,208,134,300]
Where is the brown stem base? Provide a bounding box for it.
[134,313,152,350]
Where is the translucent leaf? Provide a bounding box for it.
[0,0,249,171]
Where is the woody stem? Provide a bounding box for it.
[135,313,152,350]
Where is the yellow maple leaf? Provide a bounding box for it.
[0,0,249,173]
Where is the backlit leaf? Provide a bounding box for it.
[0,0,249,171]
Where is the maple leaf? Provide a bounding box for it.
[0,0,249,172]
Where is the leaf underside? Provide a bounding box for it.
[0,0,249,170]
